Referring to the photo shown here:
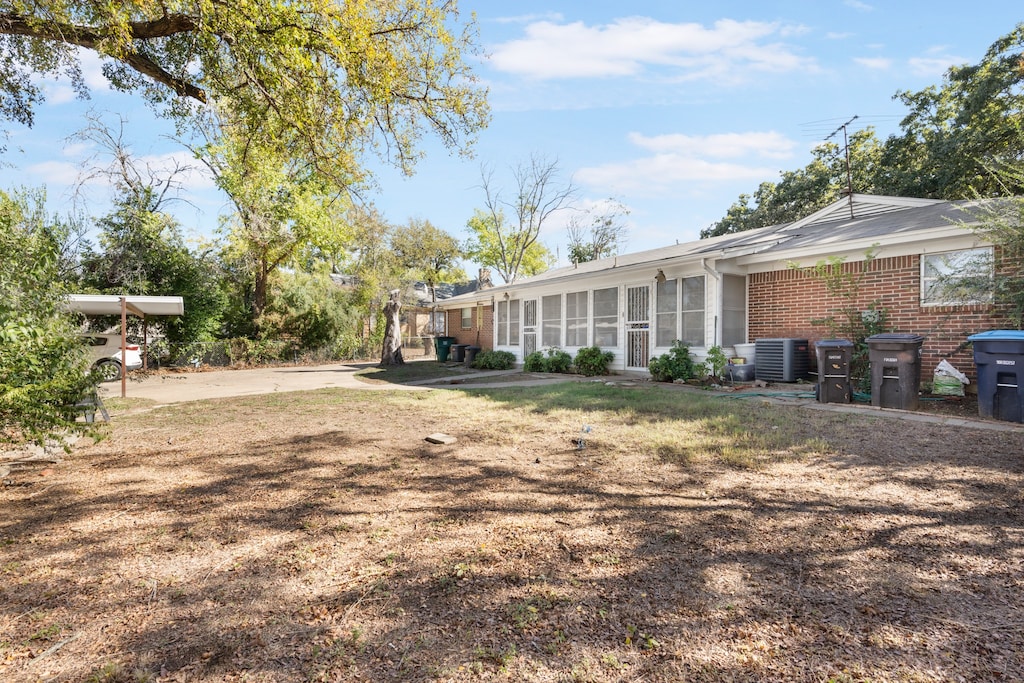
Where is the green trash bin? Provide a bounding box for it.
[434,336,455,362]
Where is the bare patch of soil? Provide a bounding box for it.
[2,385,1023,682]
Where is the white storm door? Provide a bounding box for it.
[626,285,650,369]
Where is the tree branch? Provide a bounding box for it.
[0,12,206,102]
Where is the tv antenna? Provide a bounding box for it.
[825,115,859,217]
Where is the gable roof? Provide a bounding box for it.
[437,195,993,306]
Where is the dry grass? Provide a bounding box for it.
[2,382,1023,682]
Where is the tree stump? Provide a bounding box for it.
[380,289,405,366]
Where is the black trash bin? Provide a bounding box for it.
[815,339,854,404]
[450,343,468,363]
[464,345,482,367]
[968,330,1024,423]
[434,336,456,362]
[867,333,925,410]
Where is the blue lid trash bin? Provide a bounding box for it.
[815,339,854,404]
[968,330,1024,423]
[867,333,925,410]
[434,336,456,362]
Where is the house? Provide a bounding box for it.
[435,195,1012,380]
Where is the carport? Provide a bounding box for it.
[67,294,185,398]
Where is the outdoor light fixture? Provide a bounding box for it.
[655,269,667,284]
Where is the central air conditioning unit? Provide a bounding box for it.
[755,338,810,382]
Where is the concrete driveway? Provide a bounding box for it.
[99,363,428,404]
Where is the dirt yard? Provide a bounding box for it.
[2,382,1023,682]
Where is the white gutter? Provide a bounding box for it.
[701,258,723,347]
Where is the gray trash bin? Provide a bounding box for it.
[867,333,925,410]
[464,345,482,367]
[450,343,468,363]
[815,339,854,404]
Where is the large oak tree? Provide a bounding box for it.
[0,0,490,177]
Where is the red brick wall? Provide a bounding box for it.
[748,255,1009,381]
[445,305,494,349]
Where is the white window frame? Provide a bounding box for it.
[460,307,472,330]
[680,276,705,348]
[565,291,588,347]
[542,294,562,347]
[593,287,618,348]
[655,279,678,347]
[921,247,993,306]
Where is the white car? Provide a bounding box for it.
[81,334,144,382]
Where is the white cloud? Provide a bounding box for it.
[854,57,891,70]
[844,0,874,11]
[25,160,83,186]
[488,17,817,81]
[908,55,964,77]
[627,131,796,160]
[575,131,795,196]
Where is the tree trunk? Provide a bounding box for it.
[380,289,404,366]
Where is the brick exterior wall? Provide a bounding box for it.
[749,255,1009,381]
[445,304,494,349]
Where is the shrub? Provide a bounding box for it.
[574,346,614,376]
[648,341,701,382]
[473,350,516,370]
[705,345,728,379]
[523,351,546,372]
[524,348,572,373]
[542,348,573,373]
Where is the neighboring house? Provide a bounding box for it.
[435,195,1012,380]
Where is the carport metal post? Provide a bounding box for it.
[120,296,127,398]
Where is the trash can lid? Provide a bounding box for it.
[816,339,854,347]
[866,333,925,343]
[968,330,1024,342]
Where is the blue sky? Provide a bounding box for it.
[1,1,1021,266]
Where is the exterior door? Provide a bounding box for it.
[522,299,537,358]
[626,285,650,368]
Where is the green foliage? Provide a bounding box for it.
[791,248,889,387]
[966,166,1024,328]
[258,267,353,351]
[472,350,516,370]
[702,129,883,237]
[523,348,572,373]
[705,24,1024,236]
[463,209,554,284]
[648,341,701,383]
[566,199,630,264]
[0,189,96,446]
[573,346,614,376]
[81,187,226,348]
[0,0,489,177]
[881,25,1024,198]
[390,219,465,302]
[704,345,728,379]
[523,351,546,372]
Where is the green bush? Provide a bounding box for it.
[524,348,572,373]
[0,189,97,447]
[648,341,701,382]
[523,351,545,372]
[543,348,573,373]
[472,350,516,370]
[574,346,614,376]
